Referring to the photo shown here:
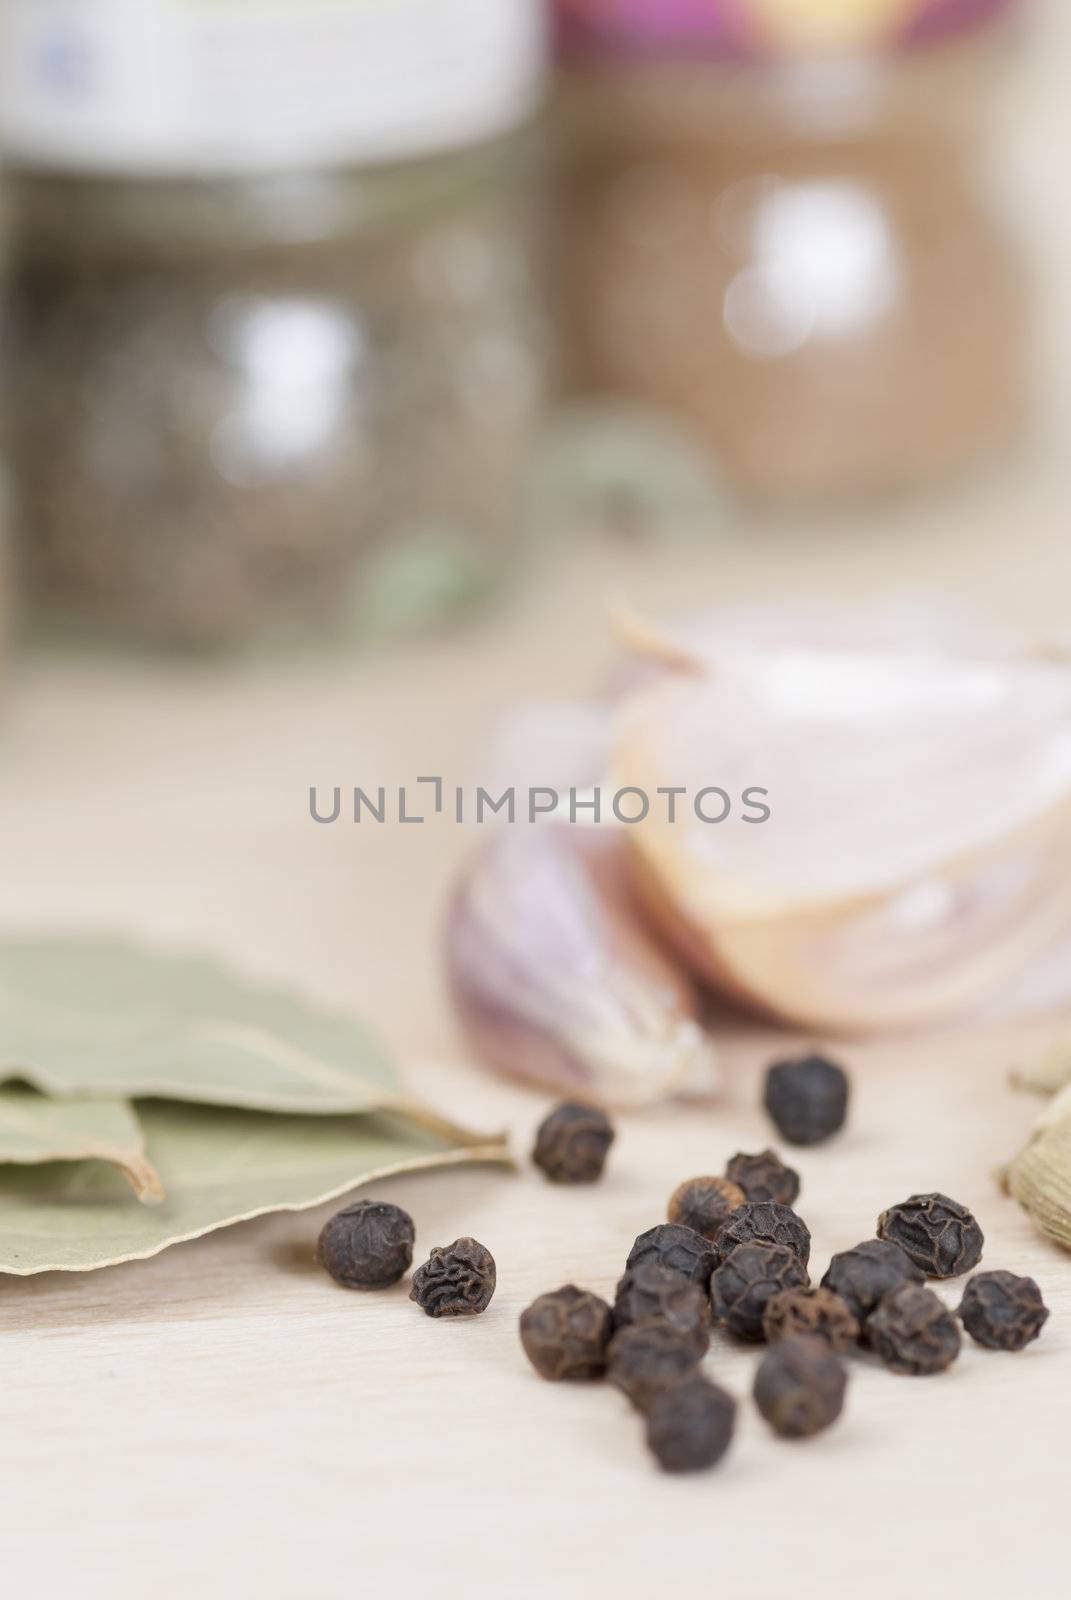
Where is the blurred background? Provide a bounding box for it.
[0,0,1067,1062]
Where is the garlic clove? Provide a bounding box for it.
[445,824,719,1106]
[601,598,987,746]
[610,596,1065,681]
[973,934,1071,1022]
[480,698,612,802]
[609,635,1071,1033]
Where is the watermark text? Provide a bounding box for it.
[309,781,771,826]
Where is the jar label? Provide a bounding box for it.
[0,0,547,174]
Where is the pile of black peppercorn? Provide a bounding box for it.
[518,1133,842,1469]
[518,1067,1052,1475]
[310,1059,1052,1480]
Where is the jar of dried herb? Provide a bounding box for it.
[0,0,552,649]
[554,0,1027,503]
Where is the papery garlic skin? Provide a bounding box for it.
[611,597,1037,678]
[445,824,718,1106]
[610,641,1071,1034]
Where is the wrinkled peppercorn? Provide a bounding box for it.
[612,1263,710,1356]
[645,1376,736,1473]
[820,1239,924,1327]
[667,1174,745,1241]
[316,1198,415,1289]
[762,1286,860,1353]
[877,1192,984,1278]
[607,1320,703,1410]
[753,1335,848,1438]
[958,1270,1049,1351]
[868,1283,961,1374]
[532,1102,615,1183]
[519,1285,613,1380]
[764,1053,849,1145]
[409,1236,496,1317]
[716,1201,811,1270]
[710,1242,809,1341]
[626,1223,717,1291]
[725,1148,801,1207]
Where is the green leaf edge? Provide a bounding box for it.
[0,1124,513,1276]
[0,1085,164,1203]
[0,933,399,1114]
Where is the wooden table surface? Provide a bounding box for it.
[3,523,1071,1598]
[1,1013,1067,1599]
[3,5,1071,1590]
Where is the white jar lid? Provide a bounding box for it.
[0,0,547,175]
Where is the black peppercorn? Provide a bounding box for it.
[316,1198,415,1289]
[762,1286,860,1353]
[764,1053,849,1145]
[753,1336,848,1438]
[725,1148,801,1207]
[710,1242,809,1341]
[667,1174,745,1241]
[612,1262,710,1356]
[716,1201,811,1270]
[607,1320,704,1410]
[532,1102,615,1183]
[409,1236,496,1317]
[626,1223,717,1291]
[820,1238,924,1327]
[519,1285,613,1380]
[867,1283,961,1374]
[877,1192,984,1278]
[958,1270,1049,1351]
[645,1376,736,1473]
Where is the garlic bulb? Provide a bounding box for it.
[608,624,1071,1033]
[445,824,718,1106]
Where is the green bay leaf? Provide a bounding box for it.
[0,1100,511,1275]
[0,936,399,1115]
[0,1084,162,1203]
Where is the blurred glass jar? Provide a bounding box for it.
[0,0,552,649]
[554,0,1028,503]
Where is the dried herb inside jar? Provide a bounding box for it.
[8,147,551,650]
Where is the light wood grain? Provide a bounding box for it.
[0,1028,1067,1600]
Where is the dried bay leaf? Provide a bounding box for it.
[0,936,401,1115]
[0,1084,162,1202]
[0,1100,510,1275]
[0,937,512,1273]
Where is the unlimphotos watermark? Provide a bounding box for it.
[309,780,771,826]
